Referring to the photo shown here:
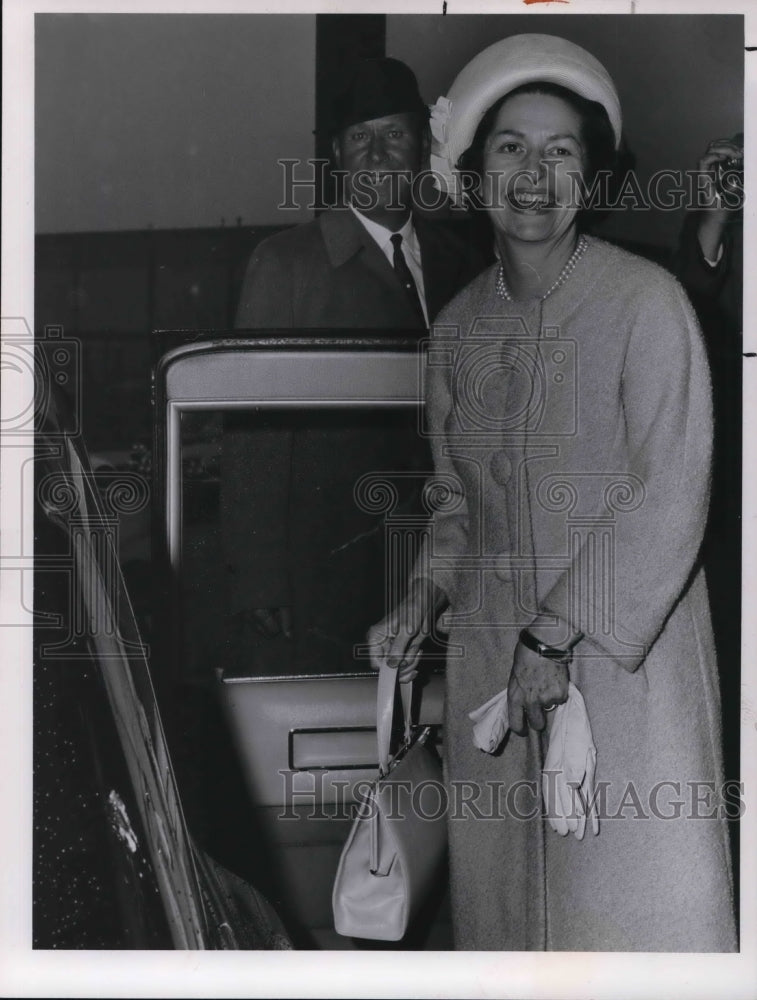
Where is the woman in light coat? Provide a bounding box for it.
[369,34,737,951]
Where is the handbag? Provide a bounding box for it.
[332,662,447,941]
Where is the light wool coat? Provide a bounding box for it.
[423,237,737,951]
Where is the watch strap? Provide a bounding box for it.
[519,628,582,662]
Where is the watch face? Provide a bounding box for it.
[520,628,575,661]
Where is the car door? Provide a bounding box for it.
[153,336,450,949]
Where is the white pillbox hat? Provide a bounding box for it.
[429,34,622,204]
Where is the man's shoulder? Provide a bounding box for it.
[253,216,327,263]
[253,209,364,268]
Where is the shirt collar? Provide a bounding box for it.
[348,205,418,257]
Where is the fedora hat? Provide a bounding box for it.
[328,57,428,136]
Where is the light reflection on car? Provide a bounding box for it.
[33,380,291,950]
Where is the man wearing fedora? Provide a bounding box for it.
[235,56,480,328]
[221,57,483,673]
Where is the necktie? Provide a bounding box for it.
[390,233,426,327]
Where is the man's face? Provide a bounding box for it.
[332,112,428,223]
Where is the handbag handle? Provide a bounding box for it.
[377,662,413,775]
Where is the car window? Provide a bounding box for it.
[179,407,435,681]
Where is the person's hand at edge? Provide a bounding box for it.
[696,137,743,262]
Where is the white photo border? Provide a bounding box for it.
[2,1,755,996]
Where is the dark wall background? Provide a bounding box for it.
[35,13,316,233]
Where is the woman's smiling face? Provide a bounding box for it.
[481,90,587,246]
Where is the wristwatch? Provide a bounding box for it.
[519,628,583,662]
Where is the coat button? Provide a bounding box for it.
[494,559,513,582]
[490,450,512,485]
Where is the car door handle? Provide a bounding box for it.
[289,728,378,771]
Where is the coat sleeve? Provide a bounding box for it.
[673,210,731,306]
[409,326,470,601]
[532,278,713,671]
[220,239,295,611]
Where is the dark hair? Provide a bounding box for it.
[456,82,619,220]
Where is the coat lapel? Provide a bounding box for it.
[319,207,479,330]
[319,208,426,329]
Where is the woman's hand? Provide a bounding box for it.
[366,577,447,683]
[507,640,570,735]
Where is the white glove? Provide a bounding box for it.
[542,683,599,840]
[468,688,509,753]
[469,681,599,840]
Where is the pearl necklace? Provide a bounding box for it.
[495,234,589,302]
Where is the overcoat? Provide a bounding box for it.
[234,205,482,330]
[422,237,737,951]
[221,207,484,673]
